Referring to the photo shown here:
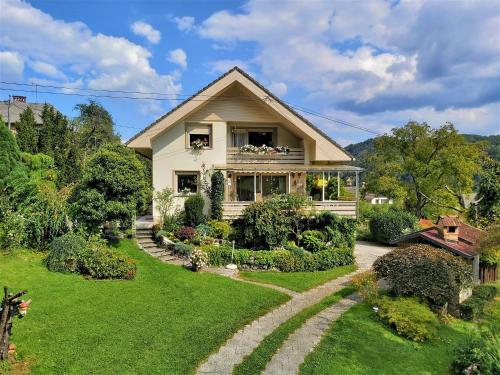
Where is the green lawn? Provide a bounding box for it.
[0,240,289,374]
[234,286,356,375]
[300,302,480,375]
[239,265,356,292]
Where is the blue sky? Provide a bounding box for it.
[1,0,499,145]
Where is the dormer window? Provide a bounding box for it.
[447,226,457,233]
[186,124,212,149]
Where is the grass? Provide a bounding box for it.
[239,264,356,292]
[234,286,356,375]
[0,240,289,374]
[300,302,486,375]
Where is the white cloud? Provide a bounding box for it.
[30,60,65,79]
[0,0,181,115]
[172,16,195,32]
[0,51,24,80]
[268,82,287,97]
[167,48,187,69]
[207,59,250,75]
[131,21,161,44]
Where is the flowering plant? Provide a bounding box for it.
[191,138,208,151]
[190,249,208,271]
[239,144,290,155]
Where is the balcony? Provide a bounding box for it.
[226,147,305,164]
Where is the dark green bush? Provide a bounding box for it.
[80,245,136,279]
[210,171,224,220]
[369,208,419,244]
[184,193,205,226]
[377,296,439,342]
[472,284,497,301]
[301,230,326,253]
[173,242,194,257]
[460,297,486,321]
[452,329,500,375]
[45,233,87,273]
[373,244,473,307]
[302,211,357,250]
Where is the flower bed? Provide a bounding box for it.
[239,144,290,155]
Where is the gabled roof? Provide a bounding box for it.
[127,66,353,161]
[0,100,45,125]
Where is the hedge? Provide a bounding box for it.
[200,244,354,272]
[369,208,419,244]
[373,244,473,307]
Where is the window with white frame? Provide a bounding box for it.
[186,124,212,148]
[176,172,199,194]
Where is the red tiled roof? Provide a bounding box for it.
[420,228,478,257]
[438,215,461,227]
[419,219,434,228]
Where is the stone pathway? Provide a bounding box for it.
[262,293,361,375]
[196,241,392,375]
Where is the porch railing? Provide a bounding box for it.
[226,147,304,164]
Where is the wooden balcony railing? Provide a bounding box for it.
[226,147,305,164]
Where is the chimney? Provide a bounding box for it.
[438,216,460,242]
[12,96,27,103]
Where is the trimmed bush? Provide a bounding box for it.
[80,245,136,279]
[378,297,439,342]
[373,244,473,307]
[184,193,205,226]
[301,230,326,253]
[45,233,87,273]
[210,171,224,220]
[452,330,500,375]
[369,208,419,244]
[174,226,196,242]
[208,220,231,239]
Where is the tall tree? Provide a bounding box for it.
[73,101,120,155]
[15,107,38,153]
[365,122,484,218]
[472,158,500,226]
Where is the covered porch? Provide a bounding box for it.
[214,164,363,219]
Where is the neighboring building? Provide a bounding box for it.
[0,96,45,132]
[364,192,393,205]
[391,215,496,283]
[127,67,362,220]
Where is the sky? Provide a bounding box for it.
[0,0,499,146]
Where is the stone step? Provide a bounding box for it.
[141,243,158,249]
[146,247,167,255]
[137,239,155,245]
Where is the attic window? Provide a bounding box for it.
[186,124,212,148]
[447,226,457,233]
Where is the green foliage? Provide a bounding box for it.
[184,193,205,226]
[365,122,484,217]
[70,143,151,233]
[374,244,473,307]
[15,107,38,153]
[196,223,213,237]
[0,120,22,187]
[472,284,497,301]
[153,187,176,229]
[301,230,326,253]
[351,270,379,305]
[0,210,26,250]
[460,284,497,320]
[45,233,87,273]
[210,170,224,220]
[190,249,208,271]
[369,207,419,244]
[242,194,307,249]
[452,329,500,375]
[477,225,500,265]
[173,242,194,257]
[79,244,137,279]
[312,211,357,249]
[208,220,231,239]
[377,297,439,342]
[473,159,500,226]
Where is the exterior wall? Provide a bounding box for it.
[151,120,227,219]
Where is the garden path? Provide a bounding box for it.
[196,241,392,375]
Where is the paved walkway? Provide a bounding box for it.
[196,241,392,375]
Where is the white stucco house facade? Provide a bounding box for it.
[127,67,362,222]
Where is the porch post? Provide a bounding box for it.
[355,171,359,219]
[321,172,325,201]
[337,171,340,199]
[288,172,291,193]
[253,171,257,202]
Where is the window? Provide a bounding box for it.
[186,124,211,148]
[448,226,457,233]
[176,172,198,194]
[249,131,273,147]
[262,175,286,197]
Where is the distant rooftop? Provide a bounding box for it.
[0,96,46,125]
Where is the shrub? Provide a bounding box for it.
[196,223,213,237]
[80,245,136,279]
[351,270,379,305]
[472,284,497,301]
[45,233,87,273]
[190,249,208,271]
[210,171,224,220]
[173,242,194,257]
[153,187,175,228]
[0,210,26,250]
[174,226,196,241]
[184,193,205,226]
[301,230,326,253]
[477,225,500,266]
[369,208,419,244]
[208,220,231,239]
[452,329,500,375]
[377,297,439,342]
[460,284,497,320]
[373,244,473,307]
[301,212,357,250]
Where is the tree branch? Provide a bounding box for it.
[418,192,463,213]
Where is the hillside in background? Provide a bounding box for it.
[346,134,499,161]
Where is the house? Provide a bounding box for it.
[364,192,393,205]
[391,215,496,283]
[127,67,362,220]
[0,96,45,132]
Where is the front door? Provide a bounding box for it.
[236,175,255,201]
